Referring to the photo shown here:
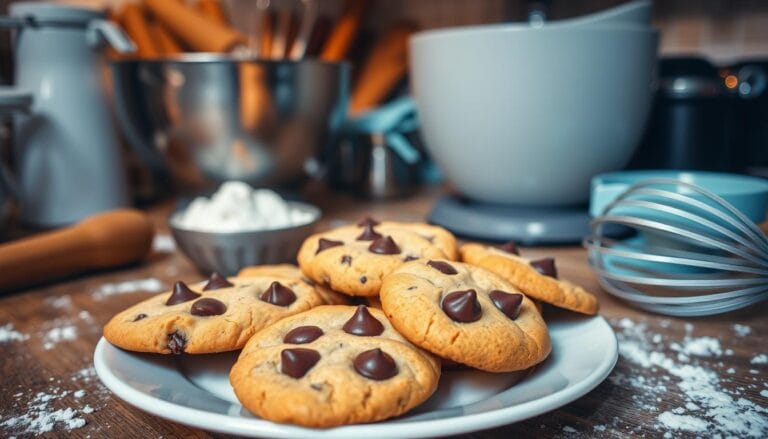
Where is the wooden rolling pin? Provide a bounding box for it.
[145,0,245,53]
[350,24,416,114]
[0,210,155,291]
[321,0,368,61]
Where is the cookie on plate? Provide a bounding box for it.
[380,259,551,372]
[230,305,440,427]
[460,243,599,315]
[103,272,325,354]
[237,264,350,305]
[297,217,458,297]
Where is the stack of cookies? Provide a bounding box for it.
[104,217,598,428]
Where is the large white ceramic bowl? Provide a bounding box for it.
[410,26,658,206]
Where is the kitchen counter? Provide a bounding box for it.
[1,186,765,438]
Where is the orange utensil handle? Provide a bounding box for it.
[145,0,245,53]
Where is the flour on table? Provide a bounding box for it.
[670,336,722,358]
[1,367,104,436]
[0,324,29,343]
[612,318,768,438]
[42,325,77,350]
[44,295,72,309]
[92,278,164,300]
[751,354,767,365]
[657,412,708,433]
[152,234,176,253]
[734,324,752,337]
[562,426,577,433]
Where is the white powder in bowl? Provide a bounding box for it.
[173,181,316,232]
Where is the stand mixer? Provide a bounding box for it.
[409,1,657,244]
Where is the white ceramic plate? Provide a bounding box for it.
[94,311,617,438]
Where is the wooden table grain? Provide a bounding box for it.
[1,187,765,438]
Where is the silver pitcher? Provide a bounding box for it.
[0,2,135,227]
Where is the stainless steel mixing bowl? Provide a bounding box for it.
[111,55,349,191]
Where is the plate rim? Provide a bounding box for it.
[94,315,618,438]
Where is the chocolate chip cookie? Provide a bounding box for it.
[380,259,551,372]
[103,272,326,354]
[297,217,458,297]
[237,264,351,305]
[230,305,440,427]
[460,243,599,315]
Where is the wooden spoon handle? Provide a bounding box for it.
[0,210,155,291]
[145,0,245,53]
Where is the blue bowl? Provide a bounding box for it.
[590,170,768,223]
[588,170,768,276]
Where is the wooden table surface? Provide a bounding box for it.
[1,187,765,438]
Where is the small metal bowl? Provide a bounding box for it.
[168,201,321,276]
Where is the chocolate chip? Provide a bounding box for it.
[497,241,520,255]
[359,276,367,284]
[368,235,400,255]
[343,305,384,336]
[427,260,457,275]
[489,290,524,320]
[167,331,185,354]
[356,224,383,241]
[316,238,344,254]
[441,289,482,323]
[357,216,380,227]
[281,348,321,378]
[190,298,227,316]
[133,313,147,322]
[202,272,234,291]
[310,383,323,391]
[407,286,417,291]
[403,255,418,262]
[530,258,557,278]
[165,281,201,306]
[283,326,324,344]
[260,281,297,306]
[353,348,398,380]
[341,255,352,265]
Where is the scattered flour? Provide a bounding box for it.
[0,324,29,343]
[658,412,708,433]
[44,295,72,309]
[562,426,577,433]
[751,354,767,365]
[42,325,77,350]
[734,324,752,337]
[152,234,176,253]
[761,390,768,398]
[0,371,102,436]
[670,336,723,357]
[92,278,164,300]
[593,424,606,432]
[613,318,768,438]
[2,368,106,436]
